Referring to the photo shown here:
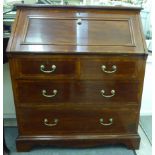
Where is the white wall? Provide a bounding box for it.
[140,56,152,115]
[3,63,16,118]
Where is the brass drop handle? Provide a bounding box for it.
[101,89,115,98]
[99,118,113,126]
[77,18,82,25]
[42,89,57,98]
[40,64,56,73]
[101,65,117,73]
[44,118,58,127]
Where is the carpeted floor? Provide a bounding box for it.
[4,127,136,155]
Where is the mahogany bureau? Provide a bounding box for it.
[7,4,148,152]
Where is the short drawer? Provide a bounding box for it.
[17,107,138,136]
[15,80,140,106]
[80,56,145,80]
[10,57,79,79]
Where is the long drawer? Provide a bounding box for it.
[15,80,140,106]
[9,56,145,80]
[17,107,139,136]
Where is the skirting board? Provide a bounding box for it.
[140,111,152,116]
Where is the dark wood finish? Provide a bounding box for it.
[15,4,142,10]
[24,18,133,46]
[12,57,80,79]
[80,56,145,80]
[9,55,145,80]
[16,134,140,152]
[7,4,147,152]
[7,6,147,54]
[17,107,138,135]
[15,80,140,105]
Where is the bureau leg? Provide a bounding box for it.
[124,141,140,150]
[123,138,140,150]
[16,139,34,152]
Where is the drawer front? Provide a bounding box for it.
[18,107,138,135]
[12,58,79,79]
[10,56,145,80]
[80,56,145,80]
[15,80,140,105]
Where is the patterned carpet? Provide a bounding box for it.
[4,127,136,155]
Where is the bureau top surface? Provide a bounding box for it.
[15,4,142,10]
[7,4,147,55]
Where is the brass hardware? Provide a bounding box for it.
[101,89,115,98]
[44,118,58,127]
[99,118,113,126]
[40,64,56,73]
[77,18,82,25]
[101,65,117,73]
[42,89,57,98]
